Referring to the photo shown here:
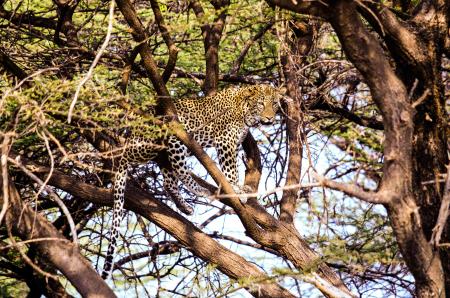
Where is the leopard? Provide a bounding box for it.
[101,84,286,279]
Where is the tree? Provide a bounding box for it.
[0,0,448,297]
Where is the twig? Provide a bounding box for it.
[312,170,387,204]
[0,237,66,250]
[0,132,13,225]
[411,89,430,108]
[430,164,450,248]
[209,181,320,200]
[68,0,115,123]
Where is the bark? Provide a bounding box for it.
[0,176,116,298]
[53,0,79,45]
[0,49,28,80]
[265,0,328,17]
[23,257,75,298]
[0,251,74,298]
[410,1,449,292]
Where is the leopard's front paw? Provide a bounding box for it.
[232,185,254,204]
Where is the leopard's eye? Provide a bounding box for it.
[272,100,279,110]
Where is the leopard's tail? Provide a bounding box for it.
[101,161,128,279]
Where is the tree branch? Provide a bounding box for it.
[230,20,274,74]
[149,0,179,83]
[115,0,173,115]
[0,176,116,297]
[313,171,387,204]
[328,2,445,295]
[430,164,450,248]
[264,0,329,18]
[26,162,296,298]
[0,49,28,80]
[359,3,430,81]
[189,0,229,94]
[0,8,57,30]
[308,96,384,130]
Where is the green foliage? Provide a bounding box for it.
[0,279,29,298]
[1,69,164,158]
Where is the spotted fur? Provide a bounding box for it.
[101,84,285,279]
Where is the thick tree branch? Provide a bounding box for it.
[329,2,445,296]
[329,1,412,198]
[0,8,57,29]
[53,0,80,45]
[360,3,430,81]
[0,176,116,298]
[115,0,173,115]
[279,19,314,223]
[265,0,329,18]
[189,0,229,95]
[149,0,179,83]
[242,133,263,191]
[0,50,28,80]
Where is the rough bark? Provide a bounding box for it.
[279,19,315,223]
[329,2,445,297]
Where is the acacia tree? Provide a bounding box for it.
[0,0,448,297]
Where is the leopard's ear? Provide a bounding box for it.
[240,87,255,99]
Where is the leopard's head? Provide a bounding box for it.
[242,85,287,126]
